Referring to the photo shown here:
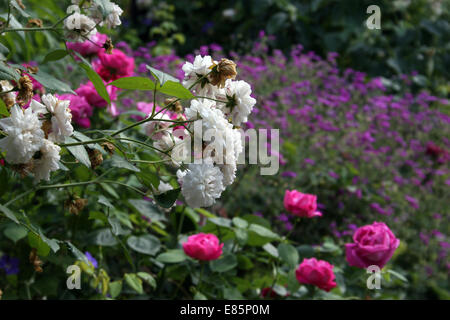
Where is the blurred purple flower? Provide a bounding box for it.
[0,255,19,275]
[85,252,98,269]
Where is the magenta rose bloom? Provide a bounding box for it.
[93,48,135,82]
[182,233,224,261]
[284,190,322,218]
[295,258,337,292]
[66,33,108,57]
[76,81,118,108]
[345,222,400,269]
[58,94,93,128]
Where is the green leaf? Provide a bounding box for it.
[28,232,50,256]
[223,287,244,300]
[98,195,114,209]
[146,65,194,99]
[10,1,31,18]
[0,42,10,55]
[137,272,156,289]
[137,170,160,189]
[195,208,216,218]
[156,249,187,263]
[249,224,279,239]
[209,217,232,228]
[247,224,280,246]
[194,291,208,300]
[0,204,19,224]
[37,230,60,253]
[100,183,120,199]
[159,81,195,100]
[287,269,300,293]
[110,154,140,172]
[210,254,237,273]
[89,211,108,223]
[0,61,20,81]
[387,269,408,282]
[234,228,248,245]
[278,243,299,268]
[89,228,118,246]
[124,273,143,294]
[79,63,110,104]
[237,254,254,270]
[232,217,248,229]
[273,284,288,297]
[32,71,75,94]
[43,49,68,64]
[65,241,89,264]
[242,214,271,229]
[3,224,27,243]
[108,217,130,236]
[127,234,161,256]
[146,65,179,85]
[129,199,166,222]
[0,98,10,117]
[65,137,91,168]
[154,188,180,208]
[109,77,156,91]
[263,243,279,258]
[109,280,122,299]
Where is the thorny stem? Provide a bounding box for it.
[0,14,71,35]
[3,177,146,208]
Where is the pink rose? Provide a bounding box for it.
[66,33,108,57]
[345,222,400,269]
[58,94,93,128]
[93,48,135,82]
[76,81,118,108]
[284,190,322,218]
[0,159,4,166]
[295,258,337,292]
[182,233,223,261]
[134,102,159,120]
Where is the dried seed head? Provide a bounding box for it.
[29,248,43,273]
[16,75,34,106]
[0,80,16,110]
[209,58,237,88]
[16,0,26,9]
[26,65,39,74]
[0,288,3,300]
[101,142,115,155]
[87,148,103,169]
[65,197,88,215]
[26,19,43,28]
[42,119,52,139]
[103,38,114,54]
[164,97,183,114]
[0,95,15,110]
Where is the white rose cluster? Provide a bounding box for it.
[0,93,74,182]
[65,0,123,42]
[145,55,256,208]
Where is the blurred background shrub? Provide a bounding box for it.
[120,0,450,97]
